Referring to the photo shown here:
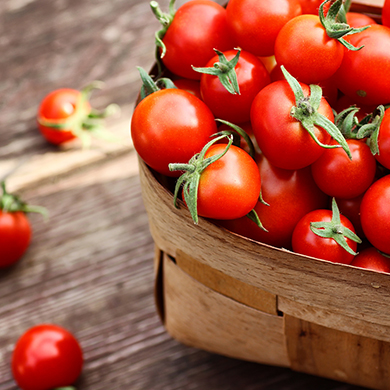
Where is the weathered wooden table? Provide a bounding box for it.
[0,0,371,388]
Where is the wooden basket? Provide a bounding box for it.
[138,1,388,388]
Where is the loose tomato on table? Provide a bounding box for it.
[226,0,302,57]
[37,82,118,147]
[151,0,233,80]
[131,69,218,177]
[0,182,47,268]
[292,198,361,264]
[193,48,270,124]
[12,324,83,390]
[216,152,328,249]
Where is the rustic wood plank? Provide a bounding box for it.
[285,315,390,390]
[163,253,290,367]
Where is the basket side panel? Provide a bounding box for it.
[162,253,290,367]
[285,315,390,390]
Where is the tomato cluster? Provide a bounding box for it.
[132,0,390,273]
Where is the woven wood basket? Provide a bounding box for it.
[138,1,387,388]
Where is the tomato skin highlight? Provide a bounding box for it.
[292,209,357,264]
[199,50,271,124]
[195,144,261,220]
[250,80,332,170]
[226,0,302,57]
[131,89,217,177]
[334,24,390,106]
[0,210,31,267]
[12,324,83,390]
[311,139,377,199]
[275,14,344,85]
[360,175,390,255]
[37,88,90,145]
[161,0,233,80]
[351,247,390,273]
[216,153,328,249]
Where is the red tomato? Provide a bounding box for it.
[292,208,358,264]
[383,0,390,27]
[194,144,261,220]
[216,153,328,249]
[0,210,31,267]
[311,139,377,199]
[37,88,90,145]
[375,107,390,170]
[360,175,390,255]
[131,88,217,176]
[346,12,377,28]
[274,14,345,84]
[250,80,333,170]
[172,78,202,100]
[336,194,365,240]
[351,246,390,273]
[334,25,390,106]
[199,49,270,123]
[298,0,328,15]
[159,0,233,80]
[12,324,83,390]
[334,94,377,122]
[226,0,302,57]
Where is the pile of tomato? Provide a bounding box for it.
[131,0,390,272]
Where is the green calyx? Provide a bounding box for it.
[137,67,177,101]
[319,0,370,51]
[37,81,120,149]
[335,104,386,155]
[0,181,48,217]
[310,198,361,256]
[168,135,265,230]
[192,48,241,95]
[281,66,351,158]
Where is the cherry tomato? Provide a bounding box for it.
[250,80,333,170]
[37,88,89,145]
[12,324,83,390]
[172,78,202,100]
[311,139,377,199]
[334,24,390,106]
[351,246,390,273]
[375,107,390,170]
[195,144,261,220]
[0,210,31,267]
[274,14,345,84]
[199,49,270,123]
[216,152,328,249]
[383,0,390,27]
[360,175,390,255]
[346,12,377,28]
[158,0,233,80]
[131,88,217,176]
[226,0,302,57]
[292,208,358,264]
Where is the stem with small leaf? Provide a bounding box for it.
[310,198,361,256]
[281,66,351,159]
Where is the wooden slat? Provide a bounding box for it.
[163,253,290,367]
[175,249,278,315]
[285,315,390,390]
[139,159,390,330]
